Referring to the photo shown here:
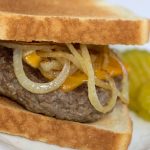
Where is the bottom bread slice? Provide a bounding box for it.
[0,96,132,150]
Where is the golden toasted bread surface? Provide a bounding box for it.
[0,0,148,44]
[0,97,132,150]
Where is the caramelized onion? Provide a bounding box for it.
[95,78,111,90]
[13,49,70,94]
[37,51,82,71]
[40,60,62,72]
[66,44,87,74]
[39,68,59,80]
[81,45,118,113]
[110,51,129,104]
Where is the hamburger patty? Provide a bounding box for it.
[0,47,122,123]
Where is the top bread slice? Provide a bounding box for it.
[0,96,132,150]
[0,0,149,45]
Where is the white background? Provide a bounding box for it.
[104,0,150,18]
[0,1,150,150]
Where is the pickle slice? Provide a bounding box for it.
[138,83,150,112]
[122,50,150,120]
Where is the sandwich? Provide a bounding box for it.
[0,0,149,150]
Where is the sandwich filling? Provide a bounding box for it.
[0,42,128,122]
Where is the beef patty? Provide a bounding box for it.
[0,46,122,123]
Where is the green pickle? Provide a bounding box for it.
[138,83,150,121]
[122,50,150,121]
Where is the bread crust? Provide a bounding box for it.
[0,0,149,44]
[0,96,132,150]
[0,1,135,148]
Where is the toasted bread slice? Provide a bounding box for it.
[0,96,132,150]
[0,0,149,44]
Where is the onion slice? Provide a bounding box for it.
[95,78,111,90]
[37,51,82,71]
[110,51,129,104]
[66,44,87,74]
[40,60,62,72]
[13,49,70,94]
[81,45,118,113]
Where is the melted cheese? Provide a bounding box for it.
[23,51,123,92]
[61,56,123,92]
[23,52,41,68]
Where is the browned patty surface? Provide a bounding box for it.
[0,47,122,122]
